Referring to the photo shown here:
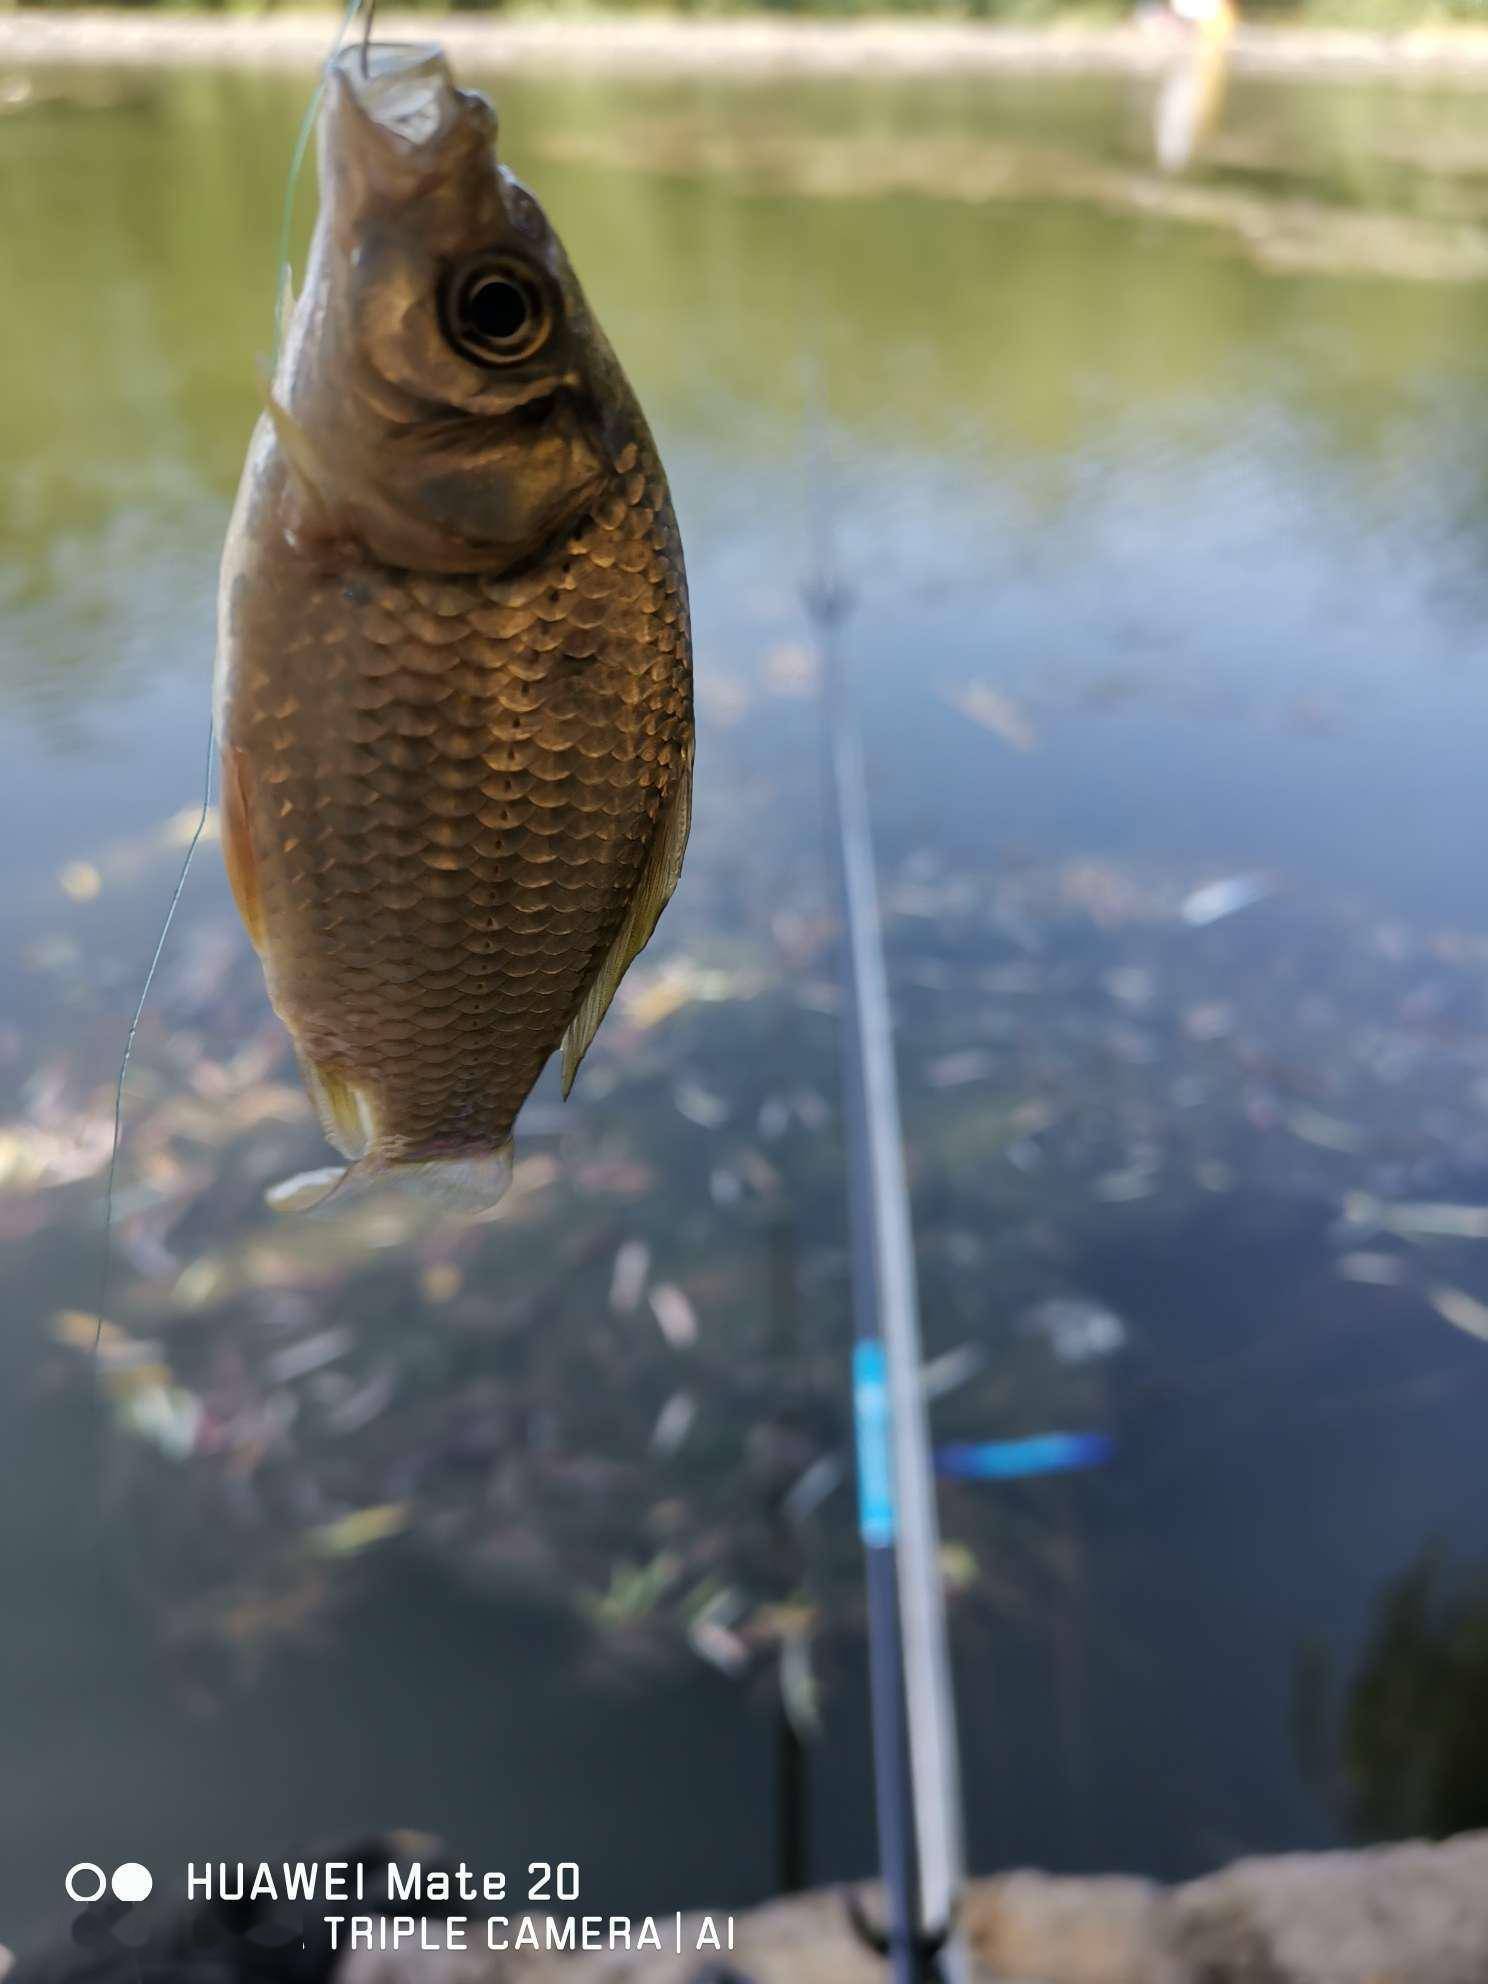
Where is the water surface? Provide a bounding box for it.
[4,51,1488,1945]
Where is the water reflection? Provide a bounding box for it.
[1300,1544,1488,1842]
[4,51,1488,1937]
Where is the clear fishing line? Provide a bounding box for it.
[272,0,365,363]
[78,0,370,1836]
[93,0,363,1392]
[93,728,217,1352]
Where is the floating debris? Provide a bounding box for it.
[308,1504,412,1558]
[321,1363,399,1435]
[651,1391,697,1456]
[610,1238,651,1314]
[673,1078,732,1128]
[1022,1298,1128,1364]
[689,1615,750,1678]
[1426,1285,1488,1344]
[52,1314,204,1463]
[584,1553,679,1629]
[1336,1252,1406,1287]
[783,1456,846,1526]
[649,1282,699,1349]
[1344,1195,1488,1243]
[779,1631,820,1738]
[924,1048,997,1090]
[35,830,1488,1685]
[762,643,818,698]
[1092,1165,1160,1203]
[946,683,1037,753]
[1180,873,1274,927]
[938,1544,980,1595]
[419,1263,462,1304]
[262,1327,353,1386]
[57,861,101,904]
[1183,1000,1235,1042]
[1287,1107,1366,1154]
[922,1343,987,1401]
[1104,966,1155,1010]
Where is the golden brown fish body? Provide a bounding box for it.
[215,44,692,1210]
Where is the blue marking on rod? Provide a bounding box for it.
[854,1341,896,1546]
[935,1432,1114,1481]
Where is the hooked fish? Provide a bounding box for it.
[215,42,693,1213]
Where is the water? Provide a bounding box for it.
[4,49,1488,1946]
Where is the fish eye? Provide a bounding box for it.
[442,258,551,366]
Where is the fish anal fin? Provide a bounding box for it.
[562,748,693,1099]
[220,744,268,951]
[300,1057,378,1161]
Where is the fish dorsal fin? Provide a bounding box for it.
[562,745,693,1099]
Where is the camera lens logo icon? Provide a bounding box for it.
[65,1864,153,1905]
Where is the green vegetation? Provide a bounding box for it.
[1299,1549,1488,1842]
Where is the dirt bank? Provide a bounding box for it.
[336,1830,1488,1984]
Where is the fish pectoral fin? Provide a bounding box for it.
[562,745,693,1099]
[220,744,268,951]
[258,383,340,539]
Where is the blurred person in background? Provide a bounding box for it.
[1150,0,1238,172]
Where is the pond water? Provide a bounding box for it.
[5,46,1488,1949]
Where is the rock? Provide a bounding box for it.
[962,1871,1179,1983]
[23,1832,1483,1984]
[1169,1831,1488,1984]
[529,1832,1488,1984]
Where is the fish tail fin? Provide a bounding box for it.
[266,1145,513,1220]
[265,1159,379,1214]
[383,1142,515,1218]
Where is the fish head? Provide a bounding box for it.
[276,43,623,573]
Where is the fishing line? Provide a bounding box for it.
[94,725,217,1355]
[96,0,362,1366]
[90,0,363,1490]
[271,0,366,362]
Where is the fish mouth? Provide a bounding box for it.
[329,41,465,152]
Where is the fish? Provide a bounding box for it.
[214,41,693,1214]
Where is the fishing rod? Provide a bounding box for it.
[806,480,969,1984]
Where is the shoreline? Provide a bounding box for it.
[8,10,1488,83]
